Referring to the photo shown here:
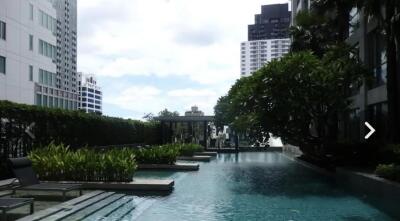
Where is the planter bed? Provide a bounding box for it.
[193,152,217,157]
[177,156,211,162]
[47,179,174,192]
[138,163,199,171]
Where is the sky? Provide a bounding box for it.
[77,0,290,120]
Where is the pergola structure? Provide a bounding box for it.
[156,116,214,149]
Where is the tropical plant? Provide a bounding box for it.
[375,164,400,182]
[176,143,204,156]
[28,143,137,182]
[133,145,180,165]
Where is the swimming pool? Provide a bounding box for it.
[62,152,395,220]
[130,152,395,221]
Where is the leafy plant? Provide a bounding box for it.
[176,143,204,156]
[28,143,137,182]
[375,164,400,182]
[133,144,180,165]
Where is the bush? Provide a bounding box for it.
[375,164,400,182]
[0,100,161,148]
[28,143,137,182]
[177,143,204,156]
[133,145,180,165]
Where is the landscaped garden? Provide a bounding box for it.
[27,142,204,182]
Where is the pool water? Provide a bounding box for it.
[130,152,395,221]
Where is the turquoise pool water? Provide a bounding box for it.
[131,152,395,221]
[82,152,395,220]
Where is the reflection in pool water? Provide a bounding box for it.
[130,152,395,221]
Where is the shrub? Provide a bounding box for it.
[133,145,180,165]
[28,143,137,182]
[0,100,161,149]
[176,143,204,156]
[375,164,400,182]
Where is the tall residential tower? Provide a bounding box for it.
[240,4,291,77]
[51,0,78,109]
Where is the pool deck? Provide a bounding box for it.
[17,191,133,221]
[53,179,174,191]
[177,155,212,162]
[138,162,199,171]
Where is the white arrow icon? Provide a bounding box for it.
[364,122,375,139]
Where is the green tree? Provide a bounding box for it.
[215,47,367,157]
[158,109,180,117]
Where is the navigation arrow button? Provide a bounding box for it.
[364,122,375,140]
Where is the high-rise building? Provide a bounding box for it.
[248,4,291,41]
[77,73,102,114]
[0,0,57,106]
[51,0,78,109]
[240,39,291,77]
[0,0,78,110]
[240,4,291,77]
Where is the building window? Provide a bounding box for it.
[43,95,48,107]
[29,65,33,81]
[0,56,5,74]
[0,21,6,40]
[36,94,42,106]
[39,69,56,87]
[368,30,387,88]
[29,4,34,20]
[29,35,34,51]
[39,39,56,59]
[39,10,56,34]
[49,96,53,107]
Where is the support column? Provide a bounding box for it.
[203,121,208,150]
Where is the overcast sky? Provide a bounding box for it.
[77,0,290,119]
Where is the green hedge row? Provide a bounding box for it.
[29,143,137,182]
[0,101,161,148]
[132,143,204,165]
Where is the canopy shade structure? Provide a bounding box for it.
[155,116,215,148]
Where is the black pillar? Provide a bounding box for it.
[203,121,208,150]
[161,121,165,144]
[169,121,173,143]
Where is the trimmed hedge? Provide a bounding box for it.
[28,143,137,182]
[132,143,205,164]
[0,101,161,148]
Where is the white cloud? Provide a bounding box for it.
[104,86,228,117]
[77,0,290,118]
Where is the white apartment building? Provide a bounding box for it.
[78,73,102,114]
[0,0,78,110]
[0,0,56,105]
[240,38,291,77]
